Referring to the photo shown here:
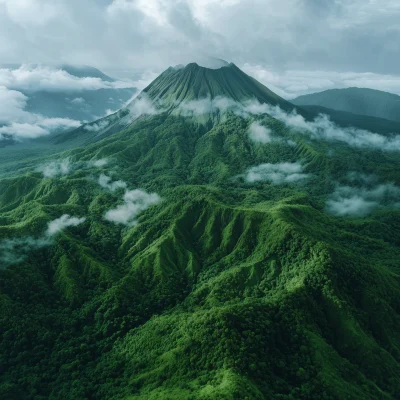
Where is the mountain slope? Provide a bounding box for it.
[143,62,295,110]
[0,63,400,400]
[57,64,400,148]
[292,87,400,122]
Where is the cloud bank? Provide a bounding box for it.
[105,189,161,226]
[174,96,400,152]
[326,183,400,217]
[38,158,108,178]
[1,0,399,83]
[245,162,309,184]
[0,85,81,140]
[0,65,135,92]
[242,65,400,99]
[239,100,400,152]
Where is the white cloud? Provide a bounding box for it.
[245,162,309,184]
[46,214,86,236]
[326,183,400,217]
[105,189,161,226]
[0,123,48,139]
[174,96,400,152]
[0,0,60,27]
[176,95,237,116]
[0,85,31,124]
[39,158,72,178]
[0,118,81,140]
[88,158,108,167]
[242,65,400,99]
[70,97,86,104]
[0,65,136,92]
[128,94,158,117]
[240,100,400,152]
[0,0,399,81]
[38,158,108,178]
[38,117,81,130]
[0,213,86,266]
[0,85,81,140]
[84,120,110,132]
[248,121,272,144]
[98,173,127,192]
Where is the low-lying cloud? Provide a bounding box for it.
[245,162,309,184]
[248,121,272,144]
[84,120,110,132]
[326,183,400,217]
[241,100,400,152]
[38,158,108,178]
[46,214,86,236]
[173,95,400,151]
[176,96,237,117]
[98,174,127,192]
[0,85,81,140]
[39,158,72,178]
[0,214,86,267]
[242,64,400,99]
[0,65,135,92]
[124,94,159,124]
[105,189,161,226]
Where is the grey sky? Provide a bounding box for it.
[0,0,399,97]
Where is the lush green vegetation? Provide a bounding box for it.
[0,64,400,399]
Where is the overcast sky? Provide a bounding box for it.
[0,0,400,98]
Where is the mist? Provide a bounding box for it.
[38,158,108,178]
[0,214,86,267]
[245,162,309,184]
[105,189,161,226]
[326,183,400,217]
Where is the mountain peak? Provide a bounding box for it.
[141,61,293,110]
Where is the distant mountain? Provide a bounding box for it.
[292,87,400,122]
[59,64,115,82]
[298,105,400,135]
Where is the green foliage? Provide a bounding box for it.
[0,75,400,400]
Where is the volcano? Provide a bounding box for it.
[142,62,294,109]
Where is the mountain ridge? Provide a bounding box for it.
[292,87,400,122]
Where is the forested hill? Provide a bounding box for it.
[0,62,400,400]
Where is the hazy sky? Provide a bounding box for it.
[0,0,400,98]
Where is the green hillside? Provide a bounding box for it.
[0,63,400,400]
[292,87,400,123]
